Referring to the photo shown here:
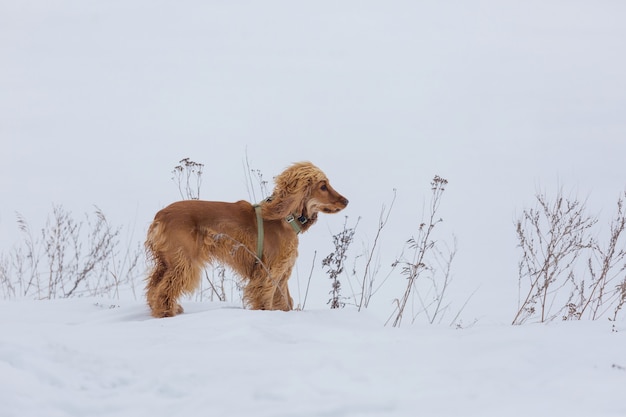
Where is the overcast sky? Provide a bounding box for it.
[2,1,625,322]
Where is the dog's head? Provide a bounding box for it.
[264,162,348,231]
[305,176,349,216]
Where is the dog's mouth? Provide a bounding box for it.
[322,202,349,213]
[307,197,348,216]
[323,198,349,214]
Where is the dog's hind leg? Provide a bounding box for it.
[145,257,167,313]
[147,250,201,318]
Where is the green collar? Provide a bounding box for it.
[285,213,307,234]
[253,204,264,261]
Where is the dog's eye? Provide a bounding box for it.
[321,184,328,191]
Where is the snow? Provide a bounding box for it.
[1,298,625,417]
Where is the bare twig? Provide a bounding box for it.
[389,175,449,327]
[299,251,317,311]
[357,190,396,311]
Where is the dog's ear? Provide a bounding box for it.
[298,178,314,212]
[262,162,325,221]
[261,195,299,220]
[263,172,312,219]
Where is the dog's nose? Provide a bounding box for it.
[341,197,349,206]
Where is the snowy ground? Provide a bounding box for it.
[1,298,625,417]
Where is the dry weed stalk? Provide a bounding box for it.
[323,217,357,309]
[243,153,269,203]
[388,176,452,327]
[172,157,204,200]
[355,190,396,312]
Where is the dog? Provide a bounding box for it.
[145,161,348,317]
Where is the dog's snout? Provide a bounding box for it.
[341,197,349,206]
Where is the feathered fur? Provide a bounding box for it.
[144,162,349,317]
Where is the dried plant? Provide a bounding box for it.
[614,279,626,321]
[387,176,457,327]
[354,190,396,312]
[172,157,204,200]
[513,189,626,324]
[322,217,357,309]
[579,192,626,320]
[1,206,141,300]
[296,250,317,311]
[513,191,596,324]
[243,153,270,202]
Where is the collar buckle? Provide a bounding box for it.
[285,214,304,234]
